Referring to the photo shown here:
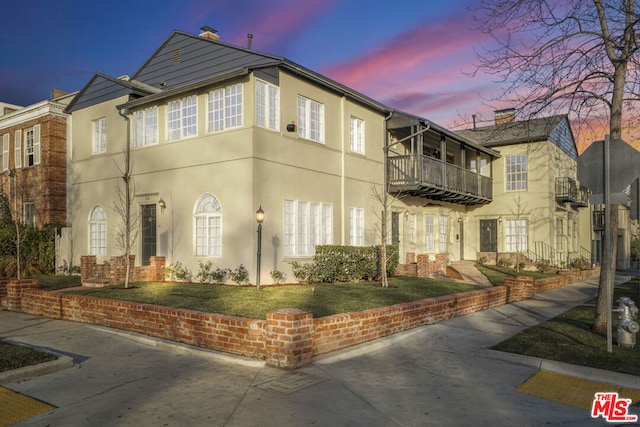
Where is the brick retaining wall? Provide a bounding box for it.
[4,268,600,369]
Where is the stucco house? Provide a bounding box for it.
[457,110,592,268]
[63,27,506,284]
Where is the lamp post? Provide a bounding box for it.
[256,206,265,290]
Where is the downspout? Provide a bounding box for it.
[341,96,346,245]
[118,107,132,287]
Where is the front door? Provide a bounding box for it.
[141,204,157,266]
[480,219,497,252]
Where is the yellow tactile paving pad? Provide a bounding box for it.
[517,371,640,410]
[0,386,54,426]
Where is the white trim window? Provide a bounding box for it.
[93,117,107,154]
[425,215,435,252]
[194,194,222,257]
[439,215,448,253]
[23,125,40,167]
[167,95,197,141]
[555,218,564,251]
[350,116,364,154]
[506,219,528,252]
[255,80,279,131]
[208,83,243,132]
[506,154,528,191]
[408,213,416,243]
[349,207,364,246]
[14,130,21,168]
[297,95,324,143]
[2,134,8,171]
[284,199,332,256]
[23,202,35,226]
[89,206,107,255]
[132,107,158,147]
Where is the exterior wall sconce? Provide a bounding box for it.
[286,121,296,132]
[498,216,503,224]
[256,205,265,290]
[158,198,166,211]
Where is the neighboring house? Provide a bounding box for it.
[63,27,502,283]
[578,138,640,268]
[0,91,73,228]
[457,109,592,268]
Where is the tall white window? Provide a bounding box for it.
[555,218,564,251]
[506,154,527,191]
[93,118,107,154]
[167,95,197,141]
[350,117,364,154]
[408,213,416,243]
[506,219,528,251]
[28,125,40,166]
[14,130,21,168]
[255,80,279,131]
[194,194,223,257]
[23,202,35,226]
[297,95,324,143]
[284,199,332,256]
[2,134,8,171]
[89,206,107,255]
[439,215,448,252]
[350,207,364,246]
[132,107,158,147]
[425,215,435,252]
[208,83,243,132]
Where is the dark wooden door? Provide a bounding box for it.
[480,219,497,252]
[391,212,400,247]
[141,204,157,266]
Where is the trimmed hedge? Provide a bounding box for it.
[290,245,399,283]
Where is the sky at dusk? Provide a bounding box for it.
[0,0,551,138]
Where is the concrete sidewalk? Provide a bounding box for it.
[1,274,639,426]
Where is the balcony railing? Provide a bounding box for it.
[387,154,492,204]
[555,177,589,207]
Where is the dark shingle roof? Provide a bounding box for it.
[456,115,565,147]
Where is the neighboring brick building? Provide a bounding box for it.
[0,91,73,227]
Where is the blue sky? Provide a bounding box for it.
[0,0,501,128]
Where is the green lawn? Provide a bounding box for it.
[475,264,557,286]
[0,341,57,373]
[68,276,481,319]
[493,279,640,376]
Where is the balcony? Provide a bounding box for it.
[387,154,492,205]
[555,177,589,207]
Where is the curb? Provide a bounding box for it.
[87,325,266,368]
[479,348,640,390]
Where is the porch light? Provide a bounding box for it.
[158,198,166,211]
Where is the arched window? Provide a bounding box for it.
[194,194,222,256]
[89,206,107,255]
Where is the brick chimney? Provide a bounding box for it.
[494,108,516,125]
[199,26,220,41]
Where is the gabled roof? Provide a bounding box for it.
[456,115,578,160]
[64,73,162,113]
[125,30,389,113]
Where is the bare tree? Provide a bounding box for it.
[112,154,139,289]
[472,0,640,332]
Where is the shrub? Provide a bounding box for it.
[571,257,590,270]
[478,256,488,265]
[195,260,214,284]
[210,267,229,284]
[270,268,285,284]
[534,259,550,273]
[497,257,513,268]
[289,245,398,283]
[164,261,190,282]
[229,264,249,285]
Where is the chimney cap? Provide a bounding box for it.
[199,26,220,41]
